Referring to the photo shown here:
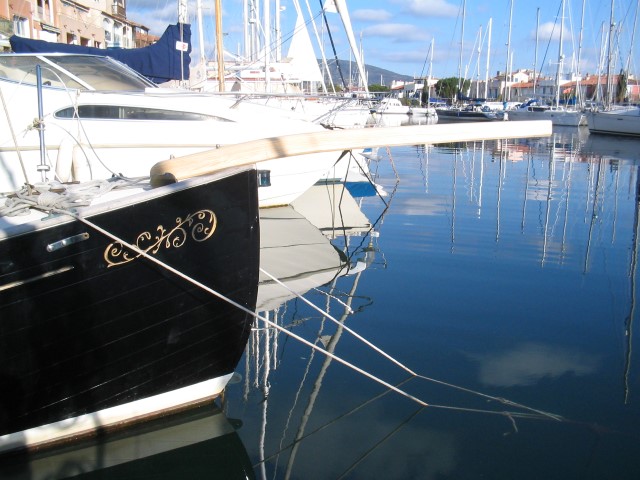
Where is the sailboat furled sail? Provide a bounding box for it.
[10,24,192,84]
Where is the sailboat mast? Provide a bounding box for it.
[576,0,585,105]
[178,0,187,24]
[333,0,369,93]
[215,0,225,91]
[458,0,466,97]
[625,0,639,77]
[196,0,206,67]
[428,37,434,104]
[485,18,492,99]
[476,25,482,98]
[555,0,565,107]
[319,0,346,89]
[243,0,250,59]
[605,0,615,107]
[303,0,332,93]
[533,7,539,96]
[275,0,282,61]
[264,0,271,91]
[505,0,513,102]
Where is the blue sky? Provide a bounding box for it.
[127,0,639,80]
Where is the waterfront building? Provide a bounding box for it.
[0,0,153,51]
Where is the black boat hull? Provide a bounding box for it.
[0,168,260,453]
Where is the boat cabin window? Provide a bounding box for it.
[50,56,155,90]
[54,105,233,121]
[0,55,85,89]
[0,55,154,91]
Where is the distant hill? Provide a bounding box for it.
[319,59,414,88]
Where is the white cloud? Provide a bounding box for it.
[397,0,460,18]
[534,21,570,42]
[352,9,393,22]
[127,4,183,35]
[364,23,430,43]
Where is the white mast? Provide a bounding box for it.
[458,0,466,97]
[177,0,188,24]
[485,18,492,99]
[275,0,282,61]
[303,0,332,93]
[196,0,206,67]
[605,0,615,107]
[576,0,586,106]
[428,37,434,104]
[215,0,225,91]
[533,7,539,96]
[264,0,271,91]
[555,0,565,107]
[625,0,639,77]
[476,25,482,98]
[333,0,369,93]
[243,0,250,59]
[505,0,513,102]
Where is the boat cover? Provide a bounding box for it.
[9,23,191,84]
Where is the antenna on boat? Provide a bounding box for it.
[35,65,50,183]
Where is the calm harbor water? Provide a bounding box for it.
[222,123,640,479]
[3,122,640,479]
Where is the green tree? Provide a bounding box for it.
[435,77,470,101]
[368,84,390,92]
[617,69,628,103]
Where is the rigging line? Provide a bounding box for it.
[260,267,417,375]
[259,267,564,422]
[276,315,327,470]
[414,378,564,421]
[256,373,559,469]
[48,206,429,408]
[623,165,640,405]
[318,0,347,89]
[20,64,121,179]
[31,187,565,421]
[425,403,558,420]
[311,286,354,313]
[256,376,415,467]
[284,269,362,479]
[336,407,426,480]
[538,1,563,80]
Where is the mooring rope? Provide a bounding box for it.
[21,203,429,408]
[0,178,144,218]
[259,269,564,421]
[9,183,563,422]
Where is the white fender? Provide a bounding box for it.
[55,138,74,183]
[71,144,92,182]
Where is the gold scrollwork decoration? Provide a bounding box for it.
[104,209,217,267]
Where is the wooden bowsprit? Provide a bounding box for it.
[150,120,552,186]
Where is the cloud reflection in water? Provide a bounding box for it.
[476,343,599,387]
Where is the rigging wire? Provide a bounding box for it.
[4,173,564,424]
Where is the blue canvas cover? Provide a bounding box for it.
[10,24,191,84]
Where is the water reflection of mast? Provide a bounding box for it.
[521,145,533,233]
[584,159,605,274]
[560,152,574,264]
[247,183,386,478]
[451,148,458,252]
[478,140,485,218]
[623,166,640,404]
[417,145,430,194]
[284,251,370,479]
[541,133,556,266]
[496,139,507,242]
